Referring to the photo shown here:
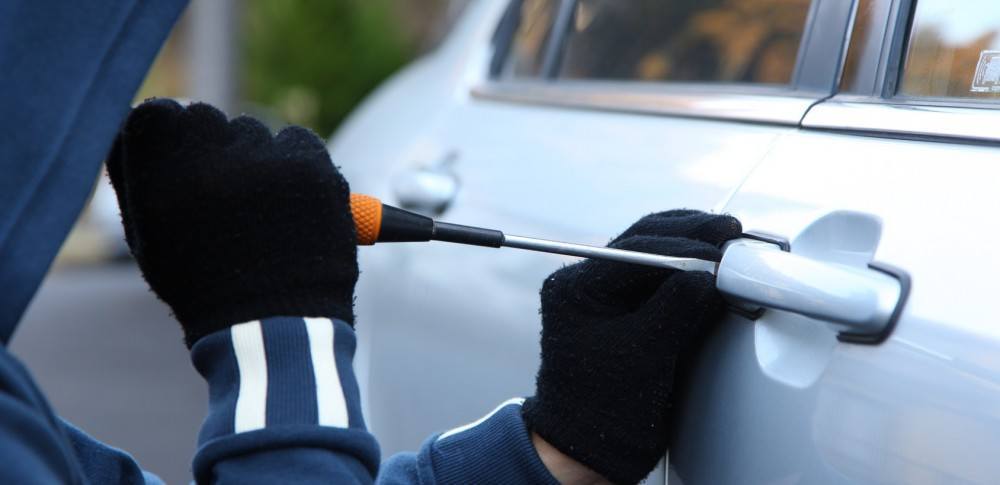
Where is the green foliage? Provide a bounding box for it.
[242,0,413,136]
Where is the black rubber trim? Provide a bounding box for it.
[540,0,577,79]
[724,231,791,321]
[728,302,766,321]
[880,0,918,98]
[837,261,911,345]
[740,231,791,252]
[489,0,522,78]
[792,0,856,93]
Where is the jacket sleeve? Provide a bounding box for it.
[0,347,87,484]
[0,0,187,343]
[190,317,379,484]
[60,420,165,485]
[190,316,558,485]
[377,399,559,485]
[0,346,159,484]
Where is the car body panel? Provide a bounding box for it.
[332,0,801,457]
[328,1,1000,483]
[362,96,792,456]
[672,130,1000,484]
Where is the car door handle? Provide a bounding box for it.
[391,161,459,216]
[717,239,909,343]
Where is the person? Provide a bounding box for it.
[0,0,187,340]
[0,99,742,484]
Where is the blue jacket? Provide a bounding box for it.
[1,2,559,482]
[0,0,188,343]
[0,317,559,484]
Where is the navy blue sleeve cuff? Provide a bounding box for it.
[379,398,559,485]
[190,317,379,484]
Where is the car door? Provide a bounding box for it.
[334,0,854,465]
[671,0,1000,483]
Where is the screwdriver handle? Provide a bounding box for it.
[350,193,503,247]
[350,194,383,245]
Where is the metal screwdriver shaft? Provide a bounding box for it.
[502,234,719,274]
[349,194,719,274]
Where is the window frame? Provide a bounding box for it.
[477,0,854,126]
[489,0,572,79]
[804,0,1000,144]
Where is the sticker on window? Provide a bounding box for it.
[971,51,1000,93]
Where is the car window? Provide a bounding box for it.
[556,0,812,84]
[839,0,892,94]
[899,0,1000,99]
[504,0,560,78]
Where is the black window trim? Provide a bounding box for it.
[539,0,575,78]
[478,0,854,126]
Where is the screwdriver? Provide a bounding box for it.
[349,194,718,274]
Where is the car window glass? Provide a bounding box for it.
[557,0,812,84]
[839,0,893,94]
[504,0,559,77]
[900,0,1000,99]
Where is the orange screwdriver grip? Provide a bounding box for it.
[350,193,382,245]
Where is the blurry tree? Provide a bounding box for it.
[242,0,414,136]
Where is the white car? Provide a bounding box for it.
[330,0,1000,483]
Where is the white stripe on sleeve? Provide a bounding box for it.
[304,317,349,428]
[436,397,526,441]
[231,321,268,433]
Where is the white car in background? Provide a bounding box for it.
[330,0,1000,483]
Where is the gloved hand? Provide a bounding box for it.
[106,99,358,347]
[522,210,742,484]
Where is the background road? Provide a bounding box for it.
[12,264,204,485]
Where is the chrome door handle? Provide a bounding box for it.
[717,239,909,343]
[391,166,459,216]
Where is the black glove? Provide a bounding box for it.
[522,210,742,484]
[106,99,358,347]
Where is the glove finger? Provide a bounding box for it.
[618,210,704,237]
[105,135,127,216]
[612,211,743,247]
[181,102,231,146]
[104,136,140,252]
[120,98,185,167]
[272,125,351,197]
[274,125,329,159]
[635,270,726,348]
[111,99,188,261]
[568,236,721,312]
[121,99,233,192]
[228,115,274,152]
[607,234,723,261]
